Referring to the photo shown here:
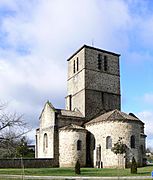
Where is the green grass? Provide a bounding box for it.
[0,166,152,177]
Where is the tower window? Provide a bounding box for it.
[130,135,135,148]
[104,56,108,71]
[106,136,112,149]
[73,60,75,73]
[76,57,79,71]
[98,54,102,70]
[77,140,82,150]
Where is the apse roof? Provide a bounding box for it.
[59,124,86,131]
[85,109,144,125]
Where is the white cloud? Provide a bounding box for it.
[143,93,153,105]
[1,0,133,54]
[137,111,153,147]
[0,0,133,106]
[137,111,153,136]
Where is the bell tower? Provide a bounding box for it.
[65,45,121,120]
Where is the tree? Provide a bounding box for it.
[112,137,127,168]
[16,137,35,158]
[75,160,81,175]
[112,137,127,155]
[131,157,137,174]
[0,103,30,158]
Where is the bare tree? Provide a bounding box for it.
[0,103,30,158]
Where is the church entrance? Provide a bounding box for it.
[86,132,95,167]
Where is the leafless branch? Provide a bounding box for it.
[0,102,31,158]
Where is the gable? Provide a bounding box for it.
[40,102,55,129]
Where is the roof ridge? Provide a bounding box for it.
[107,109,124,121]
[106,109,116,119]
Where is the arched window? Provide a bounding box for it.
[43,133,48,151]
[106,136,112,149]
[77,140,82,150]
[130,135,135,148]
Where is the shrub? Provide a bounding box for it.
[131,157,137,174]
[75,160,81,175]
[112,137,127,155]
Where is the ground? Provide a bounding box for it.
[0,166,153,177]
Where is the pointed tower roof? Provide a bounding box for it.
[85,109,144,125]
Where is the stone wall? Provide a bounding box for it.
[66,48,85,115]
[40,103,55,129]
[0,158,58,168]
[58,116,84,128]
[36,103,55,158]
[85,90,120,119]
[85,120,145,168]
[84,47,120,119]
[85,69,120,94]
[67,48,85,79]
[85,47,120,76]
[59,129,86,167]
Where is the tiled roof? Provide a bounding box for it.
[85,109,143,125]
[47,101,84,118]
[59,109,84,117]
[59,124,86,131]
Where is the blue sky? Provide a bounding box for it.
[0,0,153,148]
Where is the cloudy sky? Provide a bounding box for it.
[0,0,153,147]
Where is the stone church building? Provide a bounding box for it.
[36,45,146,168]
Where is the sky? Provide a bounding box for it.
[0,0,153,148]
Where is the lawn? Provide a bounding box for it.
[0,166,152,177]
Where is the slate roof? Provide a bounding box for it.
[85,109,144,125]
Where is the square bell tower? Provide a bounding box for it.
[65,45,121,120]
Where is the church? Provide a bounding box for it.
[35,45,146,168]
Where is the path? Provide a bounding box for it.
[0,174,153,180]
